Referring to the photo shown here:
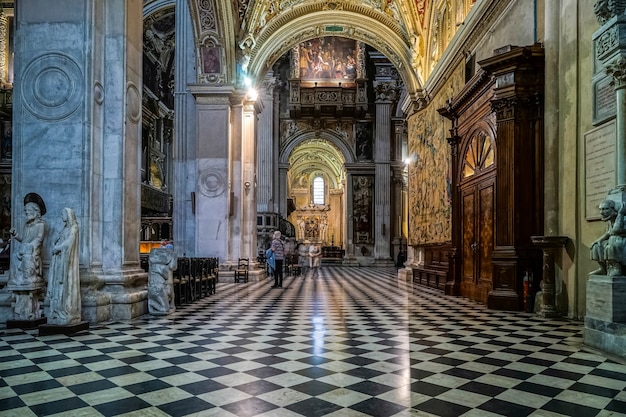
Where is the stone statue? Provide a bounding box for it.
[47,208,81,325]
[148,248,177,315]
[298,217,306,240]
[590,199,626,276]
[9,193,46,288]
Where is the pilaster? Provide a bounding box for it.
[257,74,278,213]
[11,0,147,322]
[373,80,398,265]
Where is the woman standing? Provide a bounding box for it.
[47,208,81,325]
[309,241,322,278]
[270,230,285,288]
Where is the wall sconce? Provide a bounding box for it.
[244,181,251,192]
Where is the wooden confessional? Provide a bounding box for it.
[439,44,545,310]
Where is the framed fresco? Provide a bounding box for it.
[296,37,358,82]
[201,46,221,74]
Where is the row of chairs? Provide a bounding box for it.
[174,257,219,306]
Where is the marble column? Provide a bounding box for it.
[372,81,397,265]
[173,0,196,256]
[256,74,278,214]
[543,0,560,235]
[10,1,147,323]
[240,95,259,263]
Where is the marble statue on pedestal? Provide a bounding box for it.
[7,193,46,322]
[148,248,177,315]
[47,208,81,325]
[590,199,626,276]
[9,193,46,288]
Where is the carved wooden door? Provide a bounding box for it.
[459,131,495,304]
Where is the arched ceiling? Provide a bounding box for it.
[183,0,476,98]
[238,0,423,92]
[288,139,345,190]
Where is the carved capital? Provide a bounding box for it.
[594,0,626,26]
[374,81,399,102]
[606,55,626,89]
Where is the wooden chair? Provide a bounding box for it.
[174,257,191,306]
[234,258,249,283]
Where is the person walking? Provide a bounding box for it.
[309,241,322,278]
[270,230,285,288]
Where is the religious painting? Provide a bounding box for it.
[353,175,373,243]
[201,46,221,74]
[297,37,358,81]
[355,121,372,161]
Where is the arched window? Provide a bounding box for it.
[313,176,325,205]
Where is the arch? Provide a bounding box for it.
[143,0,174,17]
[279,129,357,166]
[247,10,421,94]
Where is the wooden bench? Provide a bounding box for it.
[412,244,452,291]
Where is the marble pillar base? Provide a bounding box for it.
[584,275,626,358]
[39,321,89,336]
[342,256,360,266]
[397,267,412,281]
[109,290,148,321]
[374,257,395,267]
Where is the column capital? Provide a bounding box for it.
[595,0,626,26]
[373,81,400,103]
[607,55,626,90]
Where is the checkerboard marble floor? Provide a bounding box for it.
[1,266,626,417]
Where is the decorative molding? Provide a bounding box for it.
[21,52,83,120]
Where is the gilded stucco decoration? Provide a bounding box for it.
[0,9,7,86]
[198,0,217,31]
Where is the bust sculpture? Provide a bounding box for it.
[590,199,626,276]
[148,248,177,315]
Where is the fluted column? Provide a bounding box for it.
[373,81,397,265]
[256,74,277,213]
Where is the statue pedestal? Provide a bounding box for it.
[6,284,46,329]
[584,275,626,357]
[39,321,89,336]
[7,317,47,329]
